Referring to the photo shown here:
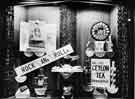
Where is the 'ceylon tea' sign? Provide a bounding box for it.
[15,44,74,77]
[91,59,110,88]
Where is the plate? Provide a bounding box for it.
[34,52,45,57]
[24,52,33,57]
[15,75,27,83]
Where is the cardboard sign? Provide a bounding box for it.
[15,44,74,77]
[91,59,110,88]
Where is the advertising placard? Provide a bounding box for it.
[91,59,110,88]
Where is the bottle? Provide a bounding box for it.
[107,36,113,52]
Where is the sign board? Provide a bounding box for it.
[15,44,74,77]
[91,59,110,88]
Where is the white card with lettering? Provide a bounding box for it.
[91,59,110,88]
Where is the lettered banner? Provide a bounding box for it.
[15,44,74,77]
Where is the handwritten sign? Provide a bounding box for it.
[91,59,110,88]
[15,44,74,77]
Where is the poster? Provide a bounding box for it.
[20,21,57,53]
[91,59,110,88]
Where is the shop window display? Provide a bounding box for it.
[0,1,131,99]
